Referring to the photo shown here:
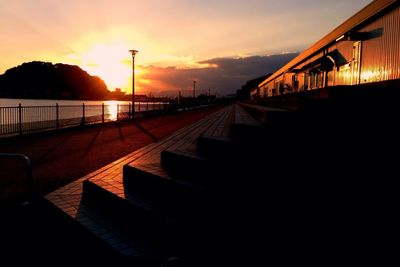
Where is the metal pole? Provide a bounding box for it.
[102,103,105,123]
[117,103,119,121]
[18,103,22,135]
[129,50,138,119]
[56,103,59,130]
[82,103,85,126]
[132,58,135,118]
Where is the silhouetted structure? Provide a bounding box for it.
[236,74,271,100]
[0,61,110,100]
[108,88,126,100]
[258,0,400,98]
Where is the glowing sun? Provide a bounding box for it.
[80,43,135,93]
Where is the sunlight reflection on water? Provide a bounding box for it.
[105,100,119,121]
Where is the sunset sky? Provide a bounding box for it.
[0,0,372,96]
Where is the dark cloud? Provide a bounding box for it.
[138,53,298,97]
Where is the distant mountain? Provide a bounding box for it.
[0,61,110,100]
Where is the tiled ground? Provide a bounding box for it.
[234,104,262,127]
[202,104,234,140]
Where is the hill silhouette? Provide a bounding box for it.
[0,61,110,100]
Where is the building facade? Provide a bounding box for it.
[258,0,400,98]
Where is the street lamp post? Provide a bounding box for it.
[129,49,138,119]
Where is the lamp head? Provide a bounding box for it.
[129,50,139,56]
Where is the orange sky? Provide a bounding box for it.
[0,0,372,95]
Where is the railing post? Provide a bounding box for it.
[153,101,155,111]
[138,102,140,113]
[18,103,22,135]
[128,103,131,119]
[117,103,119,121]
[82,103,85,126]
[102,103,105,123]
[56,103,59,130]
[147,101,149,111]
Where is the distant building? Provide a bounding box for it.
[237,74,272,100]
[259,0,400,97]
[109,87,126,100]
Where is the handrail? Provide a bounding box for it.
[0,153,33,197]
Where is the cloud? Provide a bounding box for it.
[138,52,298,97]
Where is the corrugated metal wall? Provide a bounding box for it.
[266,80,275,96]
[296,73,307,91]
[359,6,400,83]
[329,41,353,85]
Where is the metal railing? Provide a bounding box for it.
[0,102,170,138]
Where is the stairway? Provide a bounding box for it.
[46,103,326,264]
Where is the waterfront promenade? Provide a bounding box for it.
[1,106,225,264]
[0,106,220,200]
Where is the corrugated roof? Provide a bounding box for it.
[259,0,398,87]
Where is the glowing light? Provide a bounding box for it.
[79,43,133,92]
[361,70,374,83]
[104,100,119,121]
[336,35,345,42]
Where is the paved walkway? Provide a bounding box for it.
[0,106,221,200]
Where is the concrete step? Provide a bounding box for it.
[121,162,218,257]
[45,175,166,260]
[196,135,235,159]
[239,102,297,128]
[196,104,272,158]
[82,173,207,257]
[160,149,236,186]
[123,163,211,213]
[82,178,180,227]
[231,104,267,144]
[195,105,235,158]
